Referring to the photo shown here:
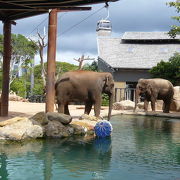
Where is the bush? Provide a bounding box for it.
[102,93,109,106]
[150,53,180,85]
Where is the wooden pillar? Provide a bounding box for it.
[1,21,12,116]
[46,9,57,112]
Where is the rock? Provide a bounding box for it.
[170,100,180,112]
[173,86,180,100]
[79,114,100,121]
[137,100,163,111]
[68,124,87,135]
[113,100,135,110]
[170,86,180,112]
[71,119,96,134]
[46,112,72,125]
[44,120,74,138]
[0,117,24,127]
[30,112,48,126]
[156,100,163,110]
[0,117,43,141]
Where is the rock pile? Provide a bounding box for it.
[0,112,96,141]
[113,100,135,110]
[170,86,180,112]
[0,92,28,102]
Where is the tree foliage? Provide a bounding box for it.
[167,1,180,37]
[82,61,98,71]
[0,34,38,85]
[149,53,180,85]
[33,61,78,95]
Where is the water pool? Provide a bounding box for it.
[0,115,180,180]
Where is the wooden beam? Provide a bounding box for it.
[46,9,57,113]
[0,6,91,11]
[1,21,12,116]
[0,0,36,9]
[7,11,47,20]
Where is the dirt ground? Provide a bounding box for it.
[0,101,179,122]
[0,101,120,122]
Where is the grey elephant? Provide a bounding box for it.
[134,78,174,113]
[55,70,114,120]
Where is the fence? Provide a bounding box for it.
[115,88,136,102]
[28,95,45,103]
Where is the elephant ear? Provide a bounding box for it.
[105,75,109,84]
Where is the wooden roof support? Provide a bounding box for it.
[46,9,57,113]
[1,21,12,116]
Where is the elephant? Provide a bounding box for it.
[55,70,114,120]
[134,78,174,113]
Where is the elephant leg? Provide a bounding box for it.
[144,100,149,112]
[64,104,70,115]
[150,97,156,112]
[163,100,170,113]
[94,97,102,118]
[58,103,64,114]
[84,101,93,115]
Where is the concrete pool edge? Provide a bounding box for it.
[110,110,180,119]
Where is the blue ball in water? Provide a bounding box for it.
[94,120,113,138]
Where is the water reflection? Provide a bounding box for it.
[0,136,112,180]
[0,154,8,180]
[111,115,180,172]
[0,116,179,180]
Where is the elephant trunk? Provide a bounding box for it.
[134,87,139,112]
[108,92,114,121]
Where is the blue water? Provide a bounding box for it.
[0,115,180,180]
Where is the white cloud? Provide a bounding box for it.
[34,50,97,66]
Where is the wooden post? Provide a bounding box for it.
[1,21,12,116]
[46,9,57,112]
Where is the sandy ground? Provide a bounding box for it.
[0,101,179,122]
[0,101,120,121]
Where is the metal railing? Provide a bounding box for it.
[28,95,45,103]
[115,88,136,102]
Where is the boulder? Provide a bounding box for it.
[44,119,89,138]
[30,112,48,126]
[46,112,72,125]
[170,86,180,112]
[71,119,96,135]
[170,100,180,112]
[44,120,74,138]
[113,100,135,110]
[0,117,43,141]
[68,124,87,135]
[79,114,101,121]
[173,86,180,100]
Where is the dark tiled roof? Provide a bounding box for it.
[97,32,180,69]
[122,31,180,40]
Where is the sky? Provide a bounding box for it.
[0,0,179,65]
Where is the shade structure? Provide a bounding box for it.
[0,0,118,116]
[0,0,118,21]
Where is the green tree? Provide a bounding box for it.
[149,53,180,85]
[82,61,98,71]
[33,61,78,95]
[0,34,38,86]
[167,1,180,37]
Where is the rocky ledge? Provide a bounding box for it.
[0,112,97,141]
